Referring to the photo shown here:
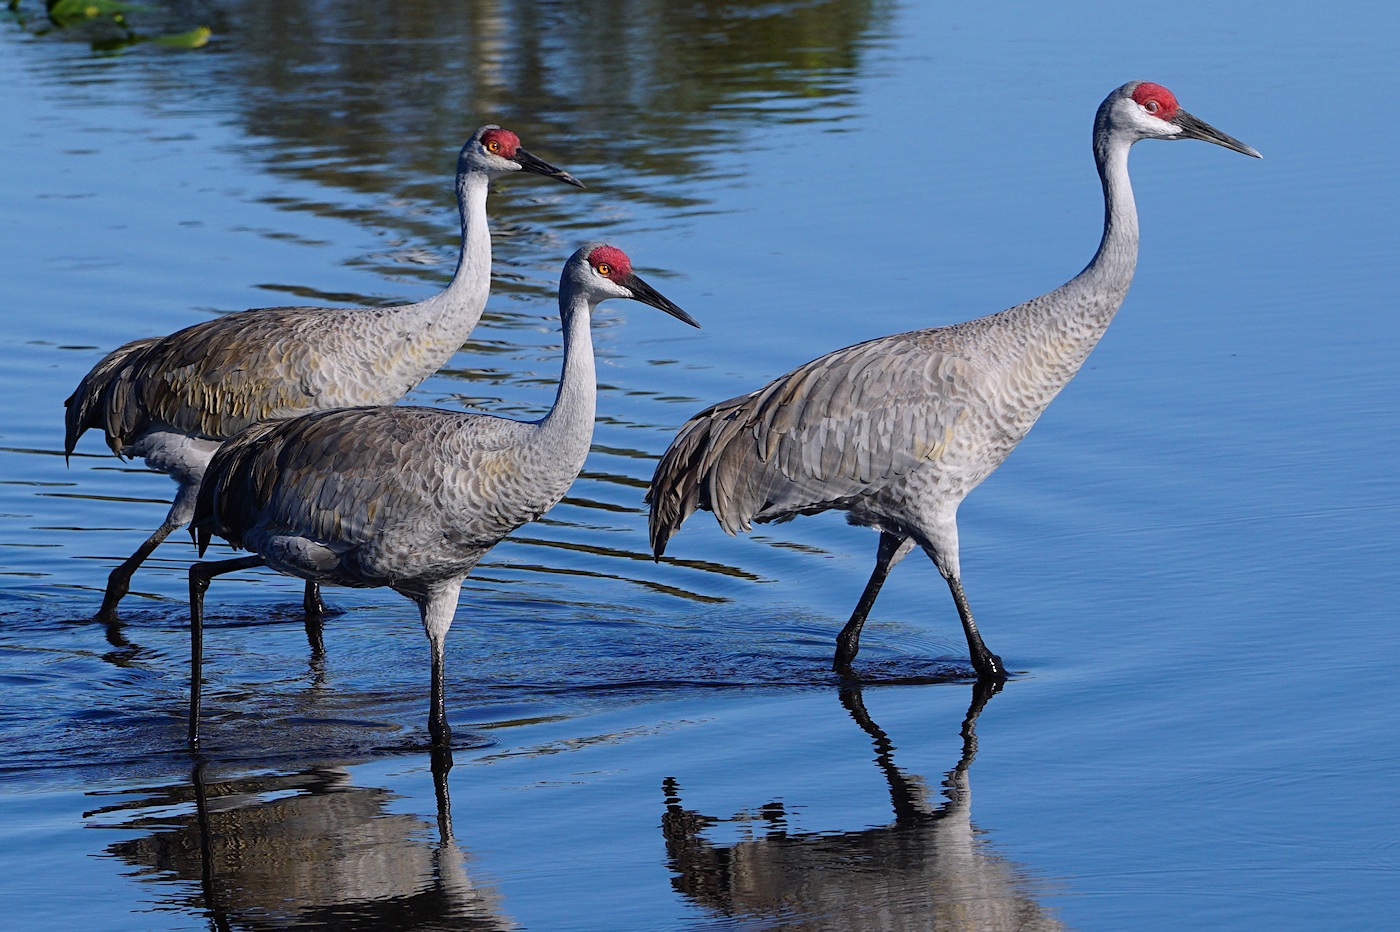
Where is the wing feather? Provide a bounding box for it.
[194,406,533,560]
[65,304,423,454]
[648,328,983,556]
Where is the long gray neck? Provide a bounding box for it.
[408,169,492,345]
[444,169,493,321]
[1075,129,1139,295]
[993,127,1139,420]
[537,289,597,465]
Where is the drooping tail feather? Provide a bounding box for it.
[646,391,763,558]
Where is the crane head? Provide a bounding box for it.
[567,243,700,328]
[1106,82,1261,158]
[460,124,586,187]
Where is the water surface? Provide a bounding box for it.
[2,1,1398,928]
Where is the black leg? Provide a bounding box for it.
[302,582,327,659]
[95,523,176,623]
[96,484,200,624]
[187,556,264,747]
[946,575,1005,680]
[427,632,452,748]
[415,584,463,749]
[302,580,328,618]
[834,532,911,674]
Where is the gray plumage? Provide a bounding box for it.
[63,125,582,623]
[647,81,1260,678]
[187,244,698,751]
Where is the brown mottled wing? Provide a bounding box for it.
[195,406,529,555]
[647,329,977,555]
[65,305,388,453]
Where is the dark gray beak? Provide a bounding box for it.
[625,273,700,328]
[1172,111,1262,158]
[514,146,586,188]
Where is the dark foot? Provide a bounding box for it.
[973,651,1007,681]
[832,654,858,677]
[303,591,328,618]
[428,717,453,750]
[833,615,869,675]
[94,589,125,625]
[96,567,136,623]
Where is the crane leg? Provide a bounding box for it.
[187,555,265,747]
[302,580,328,618]
[427,631,452,749]
[417,583,463,752]
[95,482,201,624]
[95,524,174,624]
[302,582,327,657]
[945,575,1005,681]
[834,532,914,674]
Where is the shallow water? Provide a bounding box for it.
[2,1,1398,928]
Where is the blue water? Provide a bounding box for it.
[2,1,1398,928]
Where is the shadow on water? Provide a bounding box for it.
[89,752,512,930]
[662,681,1065,930]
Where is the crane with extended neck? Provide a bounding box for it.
[647,82,1259,679]
[187,244,698,751]
[64,125,582,624]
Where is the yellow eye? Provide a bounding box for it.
[595,263,612,276]
[486,140,500,152]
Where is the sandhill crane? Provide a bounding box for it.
[64,125,583,624]
[186,244,698,751]
[647,81,1260,679]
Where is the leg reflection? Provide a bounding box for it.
[662,680,1061,928]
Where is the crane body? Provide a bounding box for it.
[188,244,698,751]
[64,125,582,622]
[648,82,1260,679]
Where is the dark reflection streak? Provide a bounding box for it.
[662,681,1063,929]
[840,678,1001,824]
[191,761,234,932]
[485,531,762,581]
[556,494,634,514]
[576,470,649,490]
[588,444,659,460]
[0,446,73,457]
[431,746,454,840]
[39,491,170,505]
[505,533,761,581]
[470,560,729,604]
[303,611,327,687]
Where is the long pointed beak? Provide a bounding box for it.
[1173,111,1262,158]
[513,146,586,187]
[625,273,700,328]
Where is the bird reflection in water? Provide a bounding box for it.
[662,682,1064,930]
[88,751,508,930]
